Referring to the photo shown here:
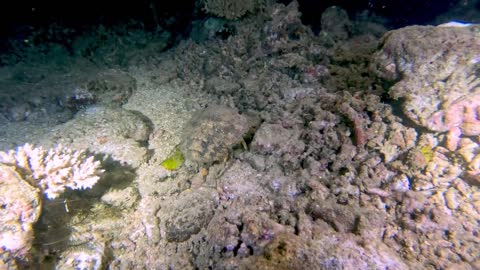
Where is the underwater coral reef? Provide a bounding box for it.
[1,1,480,269]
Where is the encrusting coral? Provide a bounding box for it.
[0,143,103,199]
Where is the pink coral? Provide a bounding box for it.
[426,91,480,151]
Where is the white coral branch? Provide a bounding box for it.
[0,144,104,199]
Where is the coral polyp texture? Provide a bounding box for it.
[0,143,104,199]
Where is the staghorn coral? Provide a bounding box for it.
[203,0,265,19]
[0,143,103,199]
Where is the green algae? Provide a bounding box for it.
[419,145,434,163]
[161,147,185,171]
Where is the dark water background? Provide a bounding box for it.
[1,0,475,42]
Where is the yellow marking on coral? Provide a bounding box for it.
[419,145,434,163]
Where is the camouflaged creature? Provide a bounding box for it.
[180,105,249,166]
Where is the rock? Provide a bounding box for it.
[0,164,42,261]
[162,188,218,242]
[6,103,31,121]
[40,106,153,168]
[251,123,300,155]
[64,69,137,110]
[371,25,480,82]
[370,25,480,138]
[244,232,316,270]
[101,187,139,209]
[180,105,249,165]
[56,243,107,270]
[205,77,241,95]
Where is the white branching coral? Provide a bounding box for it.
[0,144,104,199]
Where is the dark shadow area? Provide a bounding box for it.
[30,156,137,267]
[295,0,463,32]
[0,0,197,55]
